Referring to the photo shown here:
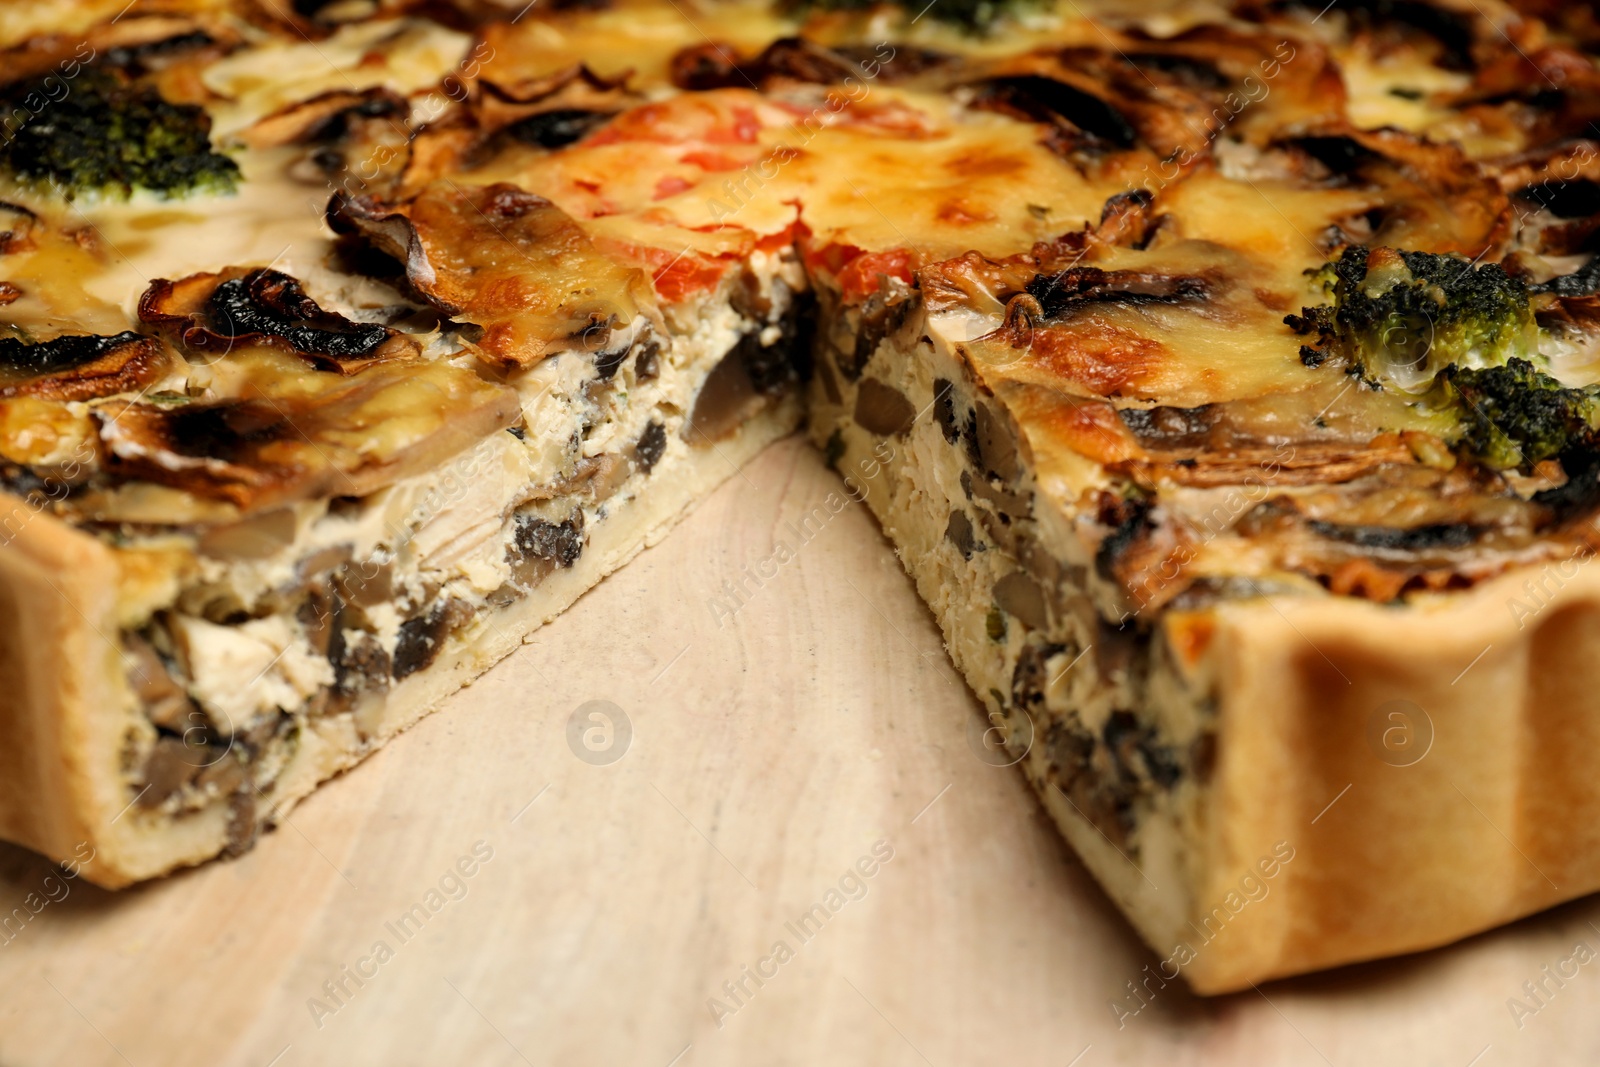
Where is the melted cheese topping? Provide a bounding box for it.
[201,17,472,134]
[0,0,1587,562]
[480,0,798,90]
[471,85,1121,270]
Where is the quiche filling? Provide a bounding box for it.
[104,259,810,834]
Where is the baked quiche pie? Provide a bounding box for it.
[3,0,1600,994]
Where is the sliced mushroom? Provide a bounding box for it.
[845,286,912,380]
[972,400,1021,482]
[473,66,637,144]
[853,378,916,436]
[96,360,519,512]
[239,87,408,149]
[994,570,1050,631]
[392,598,473,681]
[197,508,299,560]
[945,509,981,559]
[1274,126,1510,256]
[0,15,235,88]
[138,267,417,374]
[634,421,667,474]
[124,632,196,731]
[1023,265,1211,320]
[684,309,810,443]
[975,73,1140,153]
[686,344,763,443]
[0,331,169,401]
[670,37,945,92]
[967,29,1343,163]
[328,181,652,370]
[137,737,213,808]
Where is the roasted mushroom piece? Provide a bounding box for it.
[139,267,418,373]
[0,331,169,401]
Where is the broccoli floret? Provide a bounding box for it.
[1431,358,1598,471]
[1288,246,1537,391]
[0,69,237,199]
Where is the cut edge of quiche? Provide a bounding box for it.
[807,257,1600,994]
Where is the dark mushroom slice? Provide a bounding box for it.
[967,43,1216,161]
[945,509,982,558]
[853,378,916,436]
[1266,0,1479,70]
[843,286,913,381]
[239,86,409,149]
[95,359,519,512]
[1272,127,1510,255]
[633,421,667,474]
[137,736,216,809]
[473,65,638,146]
[966,28,1353,165]
[669,41,757,92]
[0,14,236,88]
[1023,265,1212,320]
[974,73,1139,155]
[994,570,1050,631]
[0,331,169,401]
[138,267,417,373]
[392,598,474,681]
[670,37,948,92]
[514,510,585,566]
[685,305,811,443]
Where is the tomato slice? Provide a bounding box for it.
[834,248,917,303]
[654,254,729,302]
[602,241,732,303]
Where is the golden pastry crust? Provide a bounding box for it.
[0,494,129,885]
[1190,565,1600,992]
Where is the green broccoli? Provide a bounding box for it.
[1288,246,1537,391]
[1289,247,1600,472]
[0,68,238,199]
[1431,358,1598,471]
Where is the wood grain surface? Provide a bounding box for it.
[0,435,1596,1067]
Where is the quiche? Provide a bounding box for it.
[4,0,1600,995]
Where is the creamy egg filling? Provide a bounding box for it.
[807,284,1213,945]
[115,259,807,824]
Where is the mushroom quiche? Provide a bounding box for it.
[5,0,1600,994]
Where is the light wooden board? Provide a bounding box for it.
[1,435,1597,1067]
